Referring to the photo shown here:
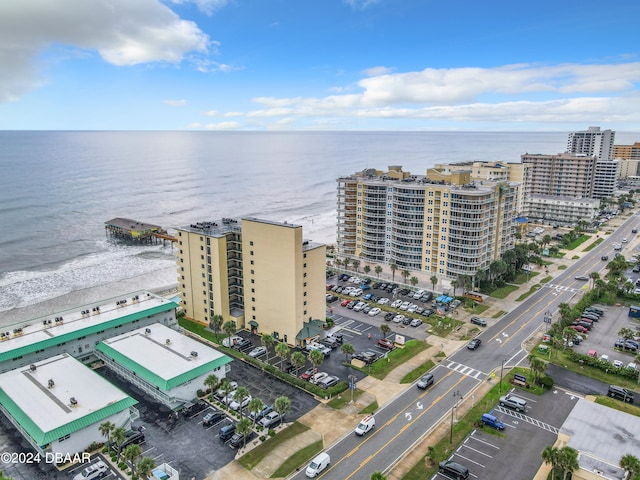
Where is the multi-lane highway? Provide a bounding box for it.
[292,212,640,480]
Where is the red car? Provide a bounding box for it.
[341,299,351,307]
[570,325,588,333]
[377,338,395,350]
[301,367,317,380]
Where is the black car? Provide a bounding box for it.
[439,460,469,479]
[121,430,145,449]
[371,282,381,289]
[219,423,236,442]
[384,312,395,321]
[399,288,411,296]
[601,255,609,261]
[202,409,225,427]
[182,401,208,418]
[470,317,487,327]
[585,307,604,315]
[229,432,251,449]
[467,338,482,350]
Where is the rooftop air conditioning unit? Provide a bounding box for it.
[29,364,36,372]
[190,351,198,357]
[48,379,55,389]
[145,328,151,335]
[165,339,171,345]
[69,397,78,406]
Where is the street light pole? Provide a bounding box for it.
[449,391,463,444]
[499,359,506,395]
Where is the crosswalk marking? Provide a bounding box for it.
[495,406,559,434]
[444,361,487,380]
[545,284,579,293]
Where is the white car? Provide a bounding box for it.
[310,372,328,384]
[351,288,363,297]
[628,362,638,371]
[259,411,282,428]
[73,461,108,480]
[413,289,425,299]
[600,354,609,361]
[215,381,238,399]
[399,301,410,311]
[354,415,376,436]
[407,304,418,313]
[229,395,252,411]
[353,301,366,312]
[613,360,624,368]
[222,335,242,347]
[377,297,390,305]
[393,314,405,324]
[622,238,628,243]
[390,299,403,308]
[342,286,354,295]
[248,346,267,358]
[410,318,423,327]
[368,307,381,316]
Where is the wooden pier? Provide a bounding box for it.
[105,218,176,244]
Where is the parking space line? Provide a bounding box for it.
[453,451,486,468]
[339,326,363,335]
[461,438,494,458]
[468,432,500,449]
[495,406,558,434]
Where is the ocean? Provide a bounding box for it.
[1,130,638,324]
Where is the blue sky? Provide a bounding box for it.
[1,0,640,131]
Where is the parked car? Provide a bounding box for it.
[222,335,243,347]
[368,307,382,316]
[499,393,527,412]
[393,314,405,324]
[384,312,395,321]
[219,423,236,442]
[317,375,339,389]
[378,297,390,305]
[481,413,505,430]
[182,400,208,417]
[310,372,329,385]
[417,373,434,389]
[467,338,482,350]
[229,431,251,449]
[233,338,252,350]
[438,460,469,480]
[410,318,423,327]
[354,351,377,364]
[214,381,238,400]
[377,338,395,350]
[259,411,282,428]
[229,395,252,411]
[73,461,108,480]
[202,409,225,427]
[340,299,351,307]
[470,316,487,327]
[301,367,317,380]
[570,325,588,333]
[248,346,267,358]
[391,299,403,308]
[249,405,273,422]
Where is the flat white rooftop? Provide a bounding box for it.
[0,354,136,445]
[0,291,178,363]
[96,323,231,390]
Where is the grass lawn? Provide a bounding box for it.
[583,237,604,251]
[400,360,437,384]
[492,310,506,318]
[516,284,542,301]
[489,285,519,299]
[327,388,364,409]
[565,234,591,250]
[557,265,567,270]
[466,304,489,315]
[350,339,429,380]
[594,396,640,416]
[426,318,462,337]
[238,422,310,470]
[270,440,323,478]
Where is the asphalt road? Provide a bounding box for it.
[290,212,640,480]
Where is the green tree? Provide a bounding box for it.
[219,378,236,411]
[352,259,361,272]
[261,334,275,361]
[247,397,265,429]
[430,275,438,293]
[222,320,237,348]
[232,386,251,420]
[527,354,547,385]
[273,395,291,423]
[210,314,224,342]
[343,257,351,271]
[410,276,418,287]
[620,454,640,480]
[619,328,636,351]
[375,265,383,278]
[541,445,560,480]
[123,443,142,477]
[137,457,156,480]
[203,373,221,396]
[236,417,253,448]
[451,279,459,297]
[111,426,127,460]
[557,446,579,480]
[341,342,355,362]
[364,265,371,276]
[98,421,115,449]
[290,351,306,376]
[390,263,398,281]
[275,341,290,370]
[370,472,387,480]
[309,348,325,372]
[380,323,391,338]
[402,269,410,284]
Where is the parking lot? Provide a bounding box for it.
[434,387,578,480]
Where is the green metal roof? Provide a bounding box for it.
[96,342,232,390]
[0,302,179,363]
[0,387,137,446]
[295,319,325,340]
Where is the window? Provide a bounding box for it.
[200,245,204,251]
[250,241,254,246]
[251,269,255,274]
[250,260,254,265]
[250,250,254,255]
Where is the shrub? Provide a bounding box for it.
[259,435,266,441]
[196,389,205,398]
[539,376,554,389]
[118,461,127,470]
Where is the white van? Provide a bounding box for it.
[354,415,375,435]
[305,452,330,477]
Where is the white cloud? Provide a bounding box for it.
[0,0,211,103]
[242,62,640,126]
[164,99,187,106]
[223,111,244,117]
[343,0,382,10]
[361,66,393,77]
[170,0,230,16]
[198,121,241,129]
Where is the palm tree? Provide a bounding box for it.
[410,276,418,287]
[620,454,640,479]
[352,259,360,272]
[248,397,265,429]
[375,265,383,278]
[261,334,275,361]
[334,258,343,268]
[430,275,438,293]
[137,457,156,480]
[99,421,115,449]
[210,314,224,342]
[233,386,251,420]
[370,472,387,480]
[203,373,221,396]
[309,349,325,373]
[451,279,459,296]
[290,351,306,376]
[557,446,579,480]
[390,263,398,281]
[364,265,371,276]
[275,341,290,370]
[222,320,237,348]
[542,445,560,480]
[380,323,391,338]
[219,379,236,411]
[343,257,351,271]
[273,395,291,423]
[236,417,253,448]
[401,269,410,284]
[527,354,547,385]
[619,328,635,351]
[341,342,355,362]
[123,443,142,477]
[111,426,127,460]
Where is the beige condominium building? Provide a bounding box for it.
[520,153,598,199]
[336,166,517,281]
[175,218,326,346]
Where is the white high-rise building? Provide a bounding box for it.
[567,126,615,160]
